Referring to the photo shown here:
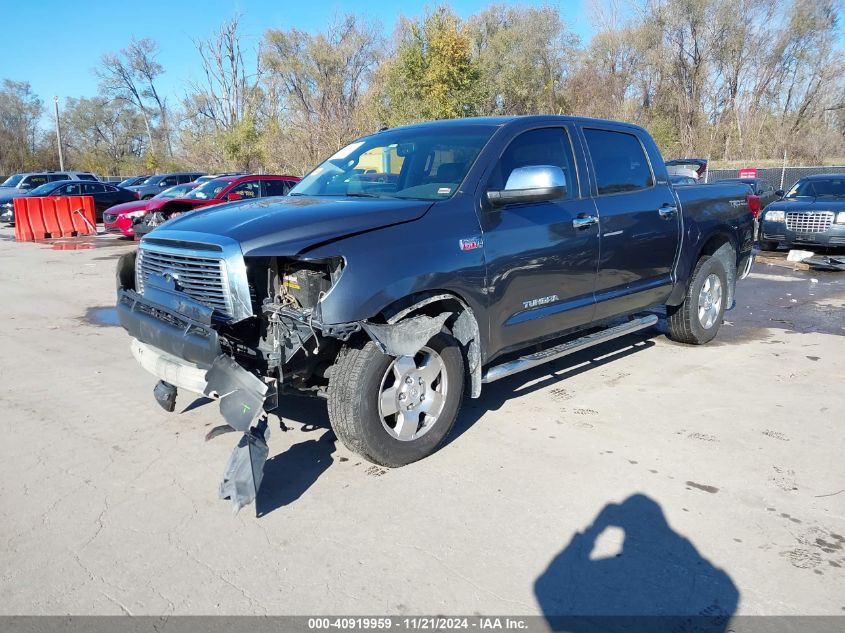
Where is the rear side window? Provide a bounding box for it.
[263,179,291,197]
[77,173,97,181]
[50,174,69,182]
[488,127,578,198]
[83,183,105,194]
[584,128,654,195]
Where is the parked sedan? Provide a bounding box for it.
[135,174,299,236]
[103,182,198,237]
[0,180,139,223]
[717,178,779,210]
[759,174,845,250]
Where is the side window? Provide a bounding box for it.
[77,174,97,181]
[104,185,119,192]
[229,180,261,198]
[56,183,81,195]
[50,174,69,182]
[24,175,50,187]
[584,128,654,195]
[176,174,192,184]
[488,127,578,198]
[83,183,105,194]
[262,179,289,197]
[161,176,179,186]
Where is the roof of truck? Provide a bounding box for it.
[385,114,647,132]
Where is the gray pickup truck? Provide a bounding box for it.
[116,116,755,511]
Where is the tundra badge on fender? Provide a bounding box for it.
[523,295,559,309]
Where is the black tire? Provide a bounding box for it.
[758,240,778,251]
[666,255,728,345]
[328,332,465,467]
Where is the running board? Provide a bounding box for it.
[481,314,658,384]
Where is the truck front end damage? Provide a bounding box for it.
[116,231,362,513]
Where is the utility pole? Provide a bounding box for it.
[53,96,65,171]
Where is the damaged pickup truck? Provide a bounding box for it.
[116,116,755,511]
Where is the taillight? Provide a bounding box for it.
[747,194,761,219]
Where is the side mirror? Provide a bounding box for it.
[775,190,785,198]
[226,192,242,201]
[486,165,567,207]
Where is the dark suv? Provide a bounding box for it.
[127,173,206,200]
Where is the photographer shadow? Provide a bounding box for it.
[534,494,738,633]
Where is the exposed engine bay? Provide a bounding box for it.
[116,247,464,513]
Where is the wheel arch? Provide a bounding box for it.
[365,290,484,398]
[696,230,738,309]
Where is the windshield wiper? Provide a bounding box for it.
[344,192,382,198]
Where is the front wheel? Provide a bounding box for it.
[666,255,728,345]
[328,332,465,467]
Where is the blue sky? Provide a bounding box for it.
[1,0,596,119]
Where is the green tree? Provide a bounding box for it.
[380,6,483,126]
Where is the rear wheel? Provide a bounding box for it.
[328,332,464,467]
[666,255,728,345]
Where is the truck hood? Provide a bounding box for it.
[154,195,435,256]
[765,197,845,212]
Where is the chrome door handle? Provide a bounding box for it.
[658,205,678,219]
[572,215,599,230]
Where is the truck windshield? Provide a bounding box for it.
[786,177,845,198]
[1,175,23,187]
[290,127,496,200]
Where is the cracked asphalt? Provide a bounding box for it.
[1,228,843,617]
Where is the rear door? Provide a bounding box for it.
[82,182,109,214]
[581,127,680,319]
[479,125,599,357]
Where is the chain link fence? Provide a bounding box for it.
[705,166,845,191]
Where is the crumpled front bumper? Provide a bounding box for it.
[118,285,272,513]
[117,288,222,368]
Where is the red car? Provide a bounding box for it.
[134,174,300,237]
[103,182,199,237]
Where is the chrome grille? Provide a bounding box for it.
[137,248,233,317]
[786,211,833,234]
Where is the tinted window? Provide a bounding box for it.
[584,128,654,195]
[77,174,97,181]
[488,127,578,198]
[160,176,179,186]
[83,183,105,194]
[50,174,69,182]
[104,185,119,192]
[263,179,291,197]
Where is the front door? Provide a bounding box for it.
[479,126,600,359]
[582,127,681,319]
